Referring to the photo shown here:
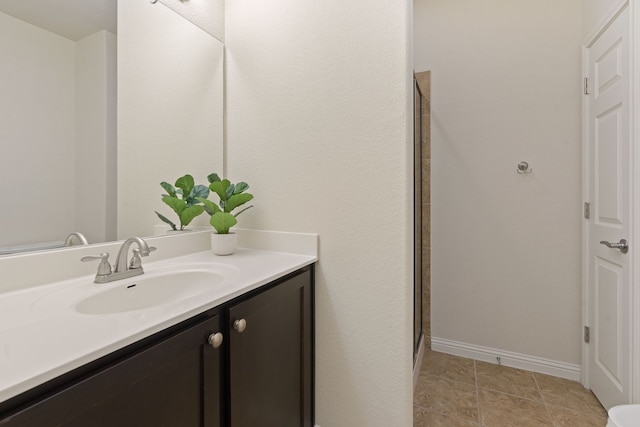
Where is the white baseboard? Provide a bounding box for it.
[431,337,581,381]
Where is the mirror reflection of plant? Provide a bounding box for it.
[197,173,254,234]
[155,174,209,231]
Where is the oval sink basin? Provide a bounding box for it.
[75,270,227,315]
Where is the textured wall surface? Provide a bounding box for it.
[415,0,584,365]
[75,30,117,244]
[157,0,224,42]
[225,0,414,425]
[0,11,76,247]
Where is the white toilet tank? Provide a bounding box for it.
[607,405,640,427]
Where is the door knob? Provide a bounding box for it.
[208,332,224,349]
[233,318,247,333]
[599,239,629,254]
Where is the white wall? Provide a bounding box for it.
[415,0,584,367]
[225,1,414,426]
[117,0,224,239]
[0,11,76,247]
[75,30,117,244]
[0,11,117,251]
[157,0,225,42]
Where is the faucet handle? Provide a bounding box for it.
[129,249,142,269]
[129,247,157,269]
[81,252,112,276]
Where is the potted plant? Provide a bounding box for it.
[197,173,254,255]
[155,174,209,232]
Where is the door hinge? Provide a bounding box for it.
[584,326,590,343]
[584,77,590,95]
[584,202,590,219]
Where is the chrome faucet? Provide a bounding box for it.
[82,237,156,283]
[114,237,152,273]
[64,232,89,247]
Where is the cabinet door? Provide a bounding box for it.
[1,315,223,427]
[228,269,313,427]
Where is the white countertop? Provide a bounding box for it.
[0,244,316,404]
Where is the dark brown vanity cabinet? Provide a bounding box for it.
[0,315,224,427]
[228,268,313,427]
[0,266,314,427]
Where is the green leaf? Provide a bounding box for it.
[207,173,221,183]
[179,205,205,228]
[210,212,237,234]
[234,182,249,194]
[192,184,210,199]
[160,182,176,198]
[226,193,254,213]
[186,185,210,206]
[196,197,221,215]
[162,196,187,215]
[225,184,235,200]
[175,174,195,196]
[209,179,231,201]
[155,211,177,230]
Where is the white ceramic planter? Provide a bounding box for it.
[210,232,237,256]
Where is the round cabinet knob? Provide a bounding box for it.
[208,332,223,349]
[233,318,247,333]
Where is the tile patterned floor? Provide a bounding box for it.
[414,349,608,427]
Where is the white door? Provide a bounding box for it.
[585,5,632,410]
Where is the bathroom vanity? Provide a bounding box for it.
[0,232,317,427]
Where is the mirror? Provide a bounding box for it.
[0,0,224,255]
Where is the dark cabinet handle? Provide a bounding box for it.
[233,319,247,333]
[208,332,223,349]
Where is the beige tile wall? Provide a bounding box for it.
[415,71,431,347]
